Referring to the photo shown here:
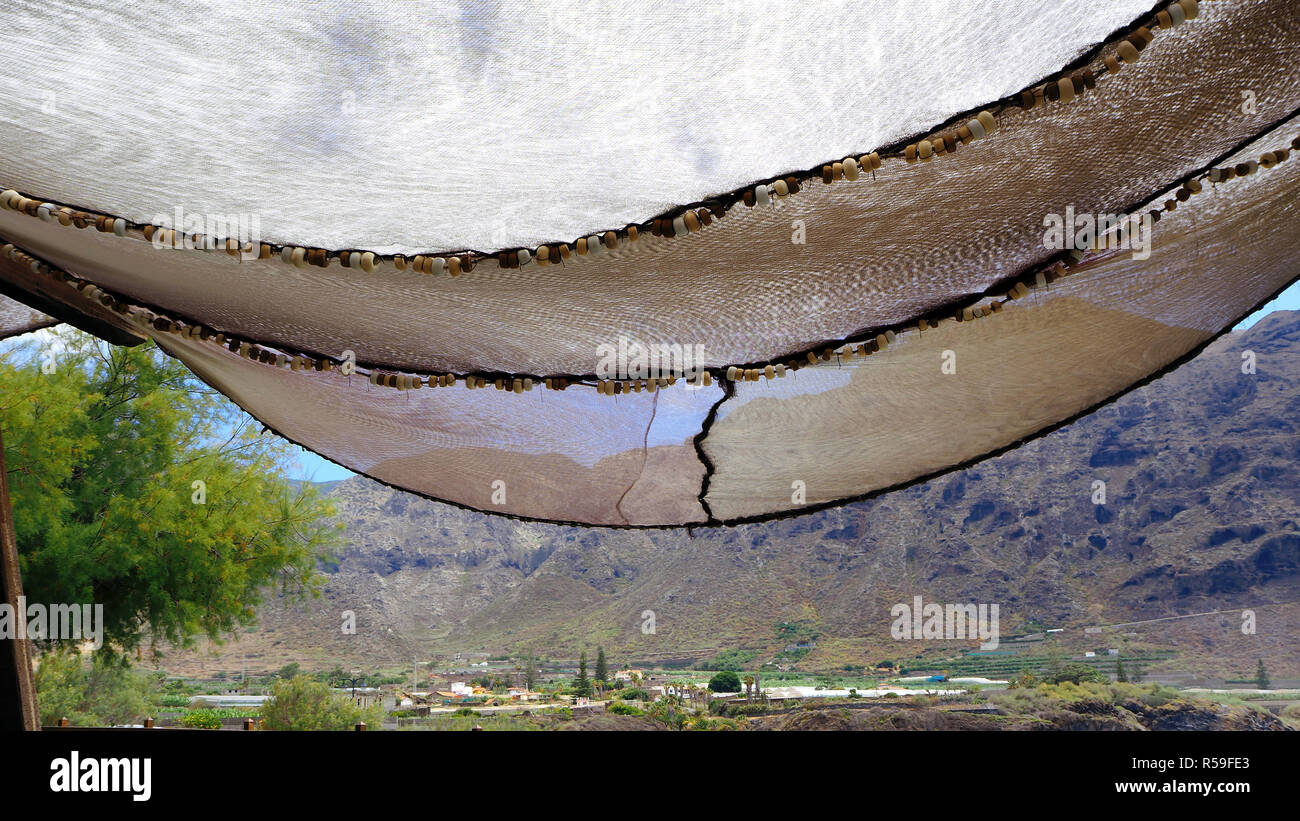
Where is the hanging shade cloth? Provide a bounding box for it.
[0,0,1157,253]
[1,0,1298,525]
[0,295,54,341]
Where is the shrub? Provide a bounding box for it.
[1280,703,1300,729]
[260,675,385,731]
[730,703,769,717]
[647,701,687,730]
[1137,686,1180,708]
[702,718,741,731]
[179,710,223,729]
[608,702,644,716]
[34,652,160,728]
[618,688,649,701]
[1009,671,1040,689]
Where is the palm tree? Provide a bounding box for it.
[666,680,685,705]
[743,675,755,701]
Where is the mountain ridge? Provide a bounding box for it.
[161,311,1300,679]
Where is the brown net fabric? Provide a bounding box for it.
[705,124,1300,519]
[151,332,719,526]
[112,116,1294,526]
[0,295,55,340]
[0,249,143,344]
[0,1,1295,377]
[0,1,1298,526]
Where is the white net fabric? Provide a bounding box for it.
[1,1,1294,377]
[1,0,1297,525]
[0,0,1153,252]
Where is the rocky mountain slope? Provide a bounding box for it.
[163,312,1300,679]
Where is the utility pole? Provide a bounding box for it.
[0,426,39,730]
[341,670,365,703]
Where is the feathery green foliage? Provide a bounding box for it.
[1,329,340,657]
[260,675,385,731]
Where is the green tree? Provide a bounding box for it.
[1115,658,1128,683]
[523,655,538,691]
[648,695,686,730]
[1,330,340,657]
[1043,663,1107,685]
[1255,658,1270,690]
[260,675,384,731]
[1009,670,1039,689]
[594,646,608,684]
[34,651,160,727]
[708,671,742,693]
[571,651,592,698]
[1044,643,1065,675]
[277,662,301,680]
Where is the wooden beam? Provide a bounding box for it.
[0,252,145,348]
[0,275,143,348]
[0,425,40,730]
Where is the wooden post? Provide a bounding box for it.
[354,721,366,731]
[0,425,39,731]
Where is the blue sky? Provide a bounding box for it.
[1235,284,1299,329]
[287,283,1300,483]
[290,449,356,483]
